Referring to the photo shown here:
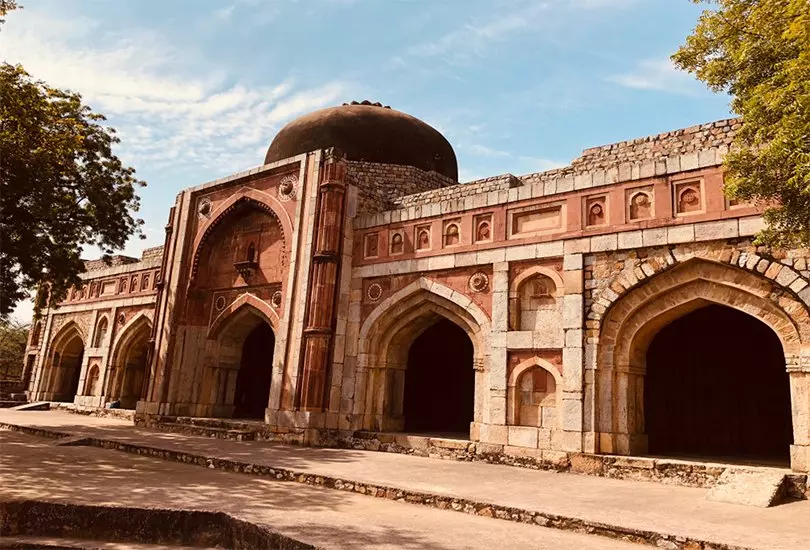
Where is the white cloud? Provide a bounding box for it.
[407,3,550,63]
[406,0,638,64]
[0,9,351,174]
[606,58,702,96]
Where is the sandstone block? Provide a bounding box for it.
[618,231,643,250]
[564,237,591,254]
[560,399,583,431]
[694,219,738,241]
[706,470,789,507]
[563,253,583,271]
[591,234,618,252]
[506,331,533,349]
[562,295,584,329]
[667,225,695,244]
[508,426,539,448]
[642,228,668,247]
[738,216,765,236]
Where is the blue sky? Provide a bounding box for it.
[1,0,732,321]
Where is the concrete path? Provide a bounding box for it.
[0,430,636,550]
[1,410,808,549]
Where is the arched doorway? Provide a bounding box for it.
[233,322,275,419]
[109,318,151,409]
[645,304,793,463]
[51,332,84,402]
[403,318,474,434]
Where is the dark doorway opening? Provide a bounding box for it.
[54,335,83,402]
[404,318,474,435]
[645,304,793,464]
[234,322,275,419]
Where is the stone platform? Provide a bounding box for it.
[2,410,809,549]
[142,414,807,495]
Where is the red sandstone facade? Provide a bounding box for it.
[24,105,810,473]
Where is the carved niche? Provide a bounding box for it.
[415,224,431,251]
[474,214,493,243]
[390,231,404,255]
[674,179,703,216]
[364,233,380,259]
[584,196,607,227]
[627,187,654,221]
[443,219,461,247]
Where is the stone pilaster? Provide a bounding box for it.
[298,150,347,411]
[561,253,585,452]
[487,261,510,427]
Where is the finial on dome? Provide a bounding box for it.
[341,100,391,109]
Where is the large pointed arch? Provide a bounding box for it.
[357,278,491,434]
[190,187,293,281]
[208,293,279,339]
[591,257,810,470]
[41,320,86,401]
[107,313,152,408]
[109,312,152,368]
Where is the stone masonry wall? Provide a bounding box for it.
[360,118,738,218]
[346,160,455,213]
[392,174,521,209]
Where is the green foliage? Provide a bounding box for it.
[0,63,145,317]
[0,1,20,27]
[673,0,810,247]
[0,318,28,380]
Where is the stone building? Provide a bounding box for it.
[23,101,810,473]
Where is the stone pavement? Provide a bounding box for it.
[1,429,636,550]
[1,410,808,549]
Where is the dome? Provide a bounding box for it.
[264,101,458,180]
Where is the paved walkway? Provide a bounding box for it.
[2,410,808,549]
[1,429,635,549]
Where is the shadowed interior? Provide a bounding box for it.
[403,319,474,434]
[234,323,275,419]
[645,304,793,463]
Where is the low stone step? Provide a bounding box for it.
[706,468,789,507]
[10,401,49,411]
[153,421,257,441]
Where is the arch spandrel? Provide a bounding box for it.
[208,293,279,340]
[358,277,490,362]
[190,187,293,283]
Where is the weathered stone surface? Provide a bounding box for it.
[706,470,789,507]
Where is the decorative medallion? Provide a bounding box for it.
[367,283,383,303]
[271,290,282,309]
[215,296,227,311]
[117,313,126,325]
[278,175,298,201]
[468,272,490,293]
[198,198,212,218]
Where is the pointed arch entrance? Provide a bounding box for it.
[645,304,792,462]
[205,298,277,419]
[593,258,807,467]
[358,278,490,436]
[44,323,85,402]
[108,315,152,409]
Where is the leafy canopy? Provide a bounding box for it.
[0,63,145,317]
[0,318,28,380]
[673,0,810,247]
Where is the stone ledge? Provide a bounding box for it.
[0,499,314,549]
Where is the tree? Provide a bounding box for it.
[0,1,19,28]
[673,0,810,248]
[0,62,145,318]
[0,318,28,380]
